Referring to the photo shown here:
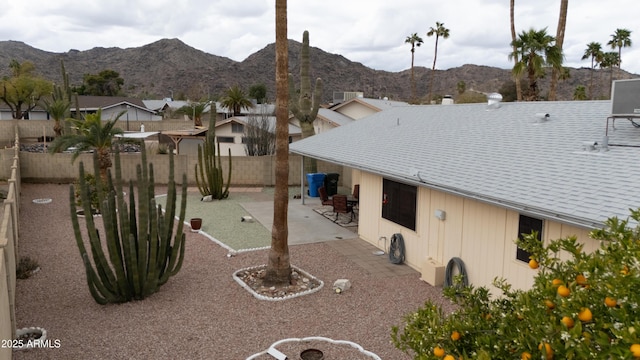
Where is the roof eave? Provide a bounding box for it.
[290,148,605,230]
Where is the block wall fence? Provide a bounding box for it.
[0,120,350,187]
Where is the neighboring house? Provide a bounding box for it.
[329,96,408,120]
[290,99,640,293]
[142,99,272,122]
[288,108,354,135]
[1,96,161,122]
[73,96,161,127]
[215,116,301,156]
[0,105,48,120]
[142,98,190,119]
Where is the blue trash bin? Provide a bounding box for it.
[306,173,326,197]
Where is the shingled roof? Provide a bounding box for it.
[290,100,640,228]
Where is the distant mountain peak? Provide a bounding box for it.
[0,39,631,102]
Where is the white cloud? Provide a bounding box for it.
[0,0,638,74]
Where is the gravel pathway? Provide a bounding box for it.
[13,183,454,359]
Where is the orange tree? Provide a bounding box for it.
[392,210,640,359]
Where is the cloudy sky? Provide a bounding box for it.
[2,0,639,75]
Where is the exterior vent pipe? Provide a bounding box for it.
[487,92,502,110]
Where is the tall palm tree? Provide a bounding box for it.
[581,42,603,99]
[41,87,71,137]
[426,22,450,103]
[405,33,423,103]
[548,0,568,101]
[220,85,253,116]
[264,0,291,286]
[600,51,620,98]
[509,28,563,101]
[48,108,133,182]
[607,28,632,68]
[510,0,523,101]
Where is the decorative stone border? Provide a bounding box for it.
[232,264,324,301]
[14,327,47,350]
[245,336,381,360]
[198,229,270,255]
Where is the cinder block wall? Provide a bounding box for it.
[1,120,349,187]
[17,152,345,187]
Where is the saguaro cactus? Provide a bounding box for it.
[290,30,323,173]
[195,103,232,199]
[70,145,187,304]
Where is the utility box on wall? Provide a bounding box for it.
[420,257,445,286]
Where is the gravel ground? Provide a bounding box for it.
[13,183,455,360]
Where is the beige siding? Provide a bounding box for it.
[458,199,509,288]
[357,172,382,247]
[215,123,247,156]
[357,171,603,291]
[334,103,377,120]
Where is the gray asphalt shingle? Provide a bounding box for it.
[290,100,640,228]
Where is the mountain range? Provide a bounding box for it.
[0,38,636,103]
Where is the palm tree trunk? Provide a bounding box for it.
[264,0,291,286]
[510,0,523,101]
[97,147,112,184]
[589,58,594,99]
[53,120,63,137]
[428,37,439,103]
[548,0,568,101]
[410,49,416,102]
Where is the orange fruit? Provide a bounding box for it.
[443,355,455,360]
[434,346,445,357]
[576,274,587,286]
[528,259,539,269]
[451,331,461,341]
[552,278,563,287]
[544,299,555,309]
[578,307,593,322]
[621,266,630,275]
[521,351,532,360]
[538,342,553,359]
[605,297,617,308]
[630,343,640,358]
[557,285,571,297]
[561,316,575,328]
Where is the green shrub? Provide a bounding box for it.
[157,143,169,154]
[74,173,100,214]
[392,210,640,359]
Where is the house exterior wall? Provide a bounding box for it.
[357,171,600,292]
[215,122,249,156]
[314,119,338,134]
[289,117,337,135]
[334,102,377,120]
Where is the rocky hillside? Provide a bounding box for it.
[0,38,636,102]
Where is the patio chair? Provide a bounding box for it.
[332,194,354,223]
[352,184,360,200]
[318,186,333,206]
